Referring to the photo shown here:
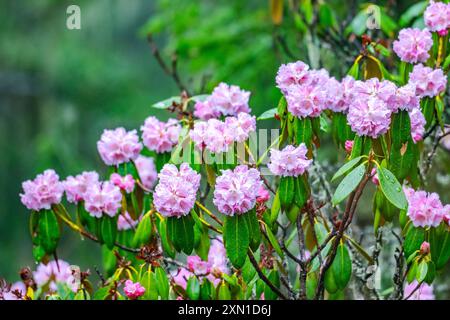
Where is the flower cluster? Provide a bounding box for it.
[172,238,229,289]
[64,171,99,203]
[84,181,122,218]
[141,117,181,153]
[20,169,64,211]
[123,280,145,299]
[409,64,447,98]
[194,83,251,120]
[424,0,450,34]
[134,155,158,190]
[393,28,433,64]
[404,281,435,300]
[409,107,426,143]
[213,165,262,215]
[153,163,201,217]
[33,260,79,293]
[97,128,142,166]
[189,112,256,153]
[404,187,447,228]
[110,173,135,193]
[268,144,312,177]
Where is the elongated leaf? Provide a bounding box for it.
[332,163,366,206]
[101,215,117,250]
[244,210,261,251]
[389,110,414,181]
[132,212,153,247]
[217,282,231,300]
[224,215,250,269]
[264,269,280,300]
[331,156,364,182]
[279,176,294,207]
[404,226,425,258]
[141,270,159,300]
[331,242,352,290]
[39,209,60,254]
[416,260,428,283]
[264,222,284,258]
[295,117,313,146]
[429,225,450,270]
[155,267,169,300]
[257,108,277,120]
[294,175,309,208]
[186,277,200,300]
[377,166,407,210]
[158,218,176,258]
[151,96,181,109]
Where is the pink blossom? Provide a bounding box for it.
[64,171,99,203]
[153,163,201,217]
[213,165,262,215]
[256,186,270,203]
[371,168,379,186]
[97,128,142,166]
[123,280,145,299]
[404,281,435,300]
[344,140,354,153]
[134,155,157,190]
[327,76,355,113]
[171,268,192,290]
[424,0,450,33]
[443,204,450,225]
[117,212,139,231]
[187,256,211,275]
[404,187,445,228]
[141,117,181,153]
[224,112,256,142]
[409,64,447,98]
[347,97,392,138]
[393,84,420,112]
[285,84,325,118]
[353,78,397,105]
[276,61,310,93]
[308,69,330,87]
[20,169,64,211]
[193,99,221,120]
[268,144,312,177]
[189,119,234,154]
[1,282,26,300]
[409,107,426,143]
[209,82,251,116]
[110,173,135,193]
[84,181,122,218]
[393,28,433,63]
[207,238,229,285]
[420,241,431,255]
[33,260,79,293]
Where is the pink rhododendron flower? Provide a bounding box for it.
[328,76,355,113]
[393,84,420,112]
[117,212,138,231]
[134,155,157,190]
[285,84,325,118]
[353,78,397,105]
[409,64,447,98]
[141,117,181,153]
[123,280,145,299]
[256,186,270,203]
[276,61,310,93]
[268,144,312,177]
[404,281,435,300]
[84,181,122,218]
[404,187,445,228]
[97,128,142,166]
[1,282,26,300]
[443,204,450,226]
[193,99,221,120]
[110,173,135,193]
[420,241,431,255]
[153,163,201,217]
[424,0,450,33]
[207,238,229,285]
[33,260,79,293]
[64,171,99,203]
[213,165,262,215]
[208,82,251,116]
[347,97,392,138]
[224,112,256,142]
[393,28,433,63]
[171,268,192,290]
[344,140,354,153]
[20,169,64,211]
[409,107,426,143]
[187,256,211,275]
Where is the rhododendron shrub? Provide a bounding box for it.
[5,1,450,301]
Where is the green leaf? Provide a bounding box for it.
[318,3,336,28]
[155,267,169,300]
[190,94,209,103]
[217,282,231,300]
[186,277,201,300]
[270,191,281,224]
[430,224,450,270]
[264,222,284,258]
[100,215,118,250]
[257,108,277,120]
[294,175,309,208]
[306,272,318,300]
[399,1,427,27]
[39,209,60,254]
[141,270,159,300]
[389,110,414,181]
[132,212,153,247]
[416,260,428,283]
[324,267,338,294]
[403,226,425,259]
[279,176,294,207]
[243,210,261,252]
[331,242,352,290]
[377,166,407,210]
[331,156,364,182]
[167,215,195,254]
[295,117,313,146]
[200,280,213,300]
[157,218,175,258]
[332,163,366,206]
[345,10,367,36]
[224,215,250,269]
[264,269,280,300]
[93,285,112,300]
[151,96,181,109]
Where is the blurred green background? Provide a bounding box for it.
[1,0,449,293]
